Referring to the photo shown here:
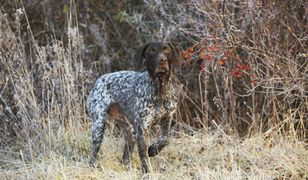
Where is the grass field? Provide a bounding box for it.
[1,127,307,179]
[0,1,307,179]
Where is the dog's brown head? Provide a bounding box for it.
[134,42,181,80]
[134,42,181,97]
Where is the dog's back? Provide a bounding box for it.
[87,70,155,121]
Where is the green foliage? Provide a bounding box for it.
[63,4,69,14]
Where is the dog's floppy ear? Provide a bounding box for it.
[168,43,182,68]
[134,43,149,70]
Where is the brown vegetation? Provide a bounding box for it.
[0,0,307,179]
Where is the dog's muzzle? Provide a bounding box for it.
[155,54,169,74]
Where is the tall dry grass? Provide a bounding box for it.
[0,4,90,162]
[0,0,307,179]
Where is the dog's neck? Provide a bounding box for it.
[143,70,173,101]
[153,72,172,102]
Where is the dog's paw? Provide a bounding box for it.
[148,145,159,157]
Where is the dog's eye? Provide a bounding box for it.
[164,46,171,54]
[150,47,156,53]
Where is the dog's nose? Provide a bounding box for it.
[160,56,167,65]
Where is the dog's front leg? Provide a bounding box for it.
[136,125,150,173]
[148,116,172,157]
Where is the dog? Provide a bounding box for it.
[87,42,181,173]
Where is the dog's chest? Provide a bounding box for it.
[142,90,177,130]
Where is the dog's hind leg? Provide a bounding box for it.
[89,103,109,167]
[122,126,136,166]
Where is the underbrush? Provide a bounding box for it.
[1,128,307,179]
[0,1,307,179]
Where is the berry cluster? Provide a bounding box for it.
[181,37,258,87]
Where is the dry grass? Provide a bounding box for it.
[0,129,307,179]
[0,1,307,179]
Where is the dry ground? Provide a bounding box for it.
[0,128,307,180]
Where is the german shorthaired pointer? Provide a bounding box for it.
[87,42,181,173]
